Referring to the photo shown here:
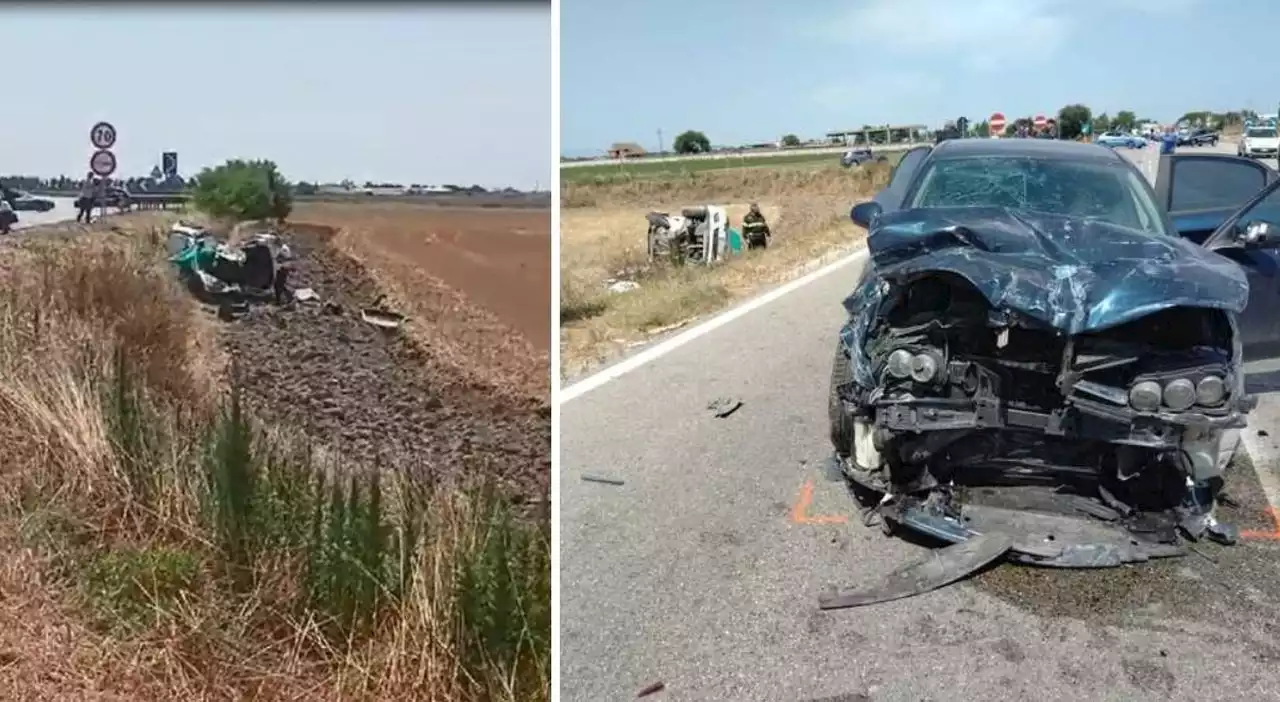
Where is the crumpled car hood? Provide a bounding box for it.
[866,207,1249,334]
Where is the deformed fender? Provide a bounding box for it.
[817,532,1013,610]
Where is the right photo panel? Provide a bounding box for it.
[559,0,1280,698]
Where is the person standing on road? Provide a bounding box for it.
[75,174,95,224]
[1160,125,1178,155]
[742,202,771,250]
[0,197,15,235]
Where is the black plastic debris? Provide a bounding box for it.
[818,533,1013,610]
[637,681,665,697]
[707,397,743,418]
[582,474,625,486]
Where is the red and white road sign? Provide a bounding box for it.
[988,112,1007,136]
[90,149,117,177]
[90,121,117,150]
[1034,114,1047,129]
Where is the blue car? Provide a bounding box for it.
[1095,131,1146,149]
[829,138,1280,580]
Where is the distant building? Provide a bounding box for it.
[607,142,647,160]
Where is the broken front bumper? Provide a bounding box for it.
[873,391,1251,449]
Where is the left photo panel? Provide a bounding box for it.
[0,3,551,702]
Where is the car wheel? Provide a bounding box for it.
[828,341,855,457]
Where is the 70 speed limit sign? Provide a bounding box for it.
[90,121,117,150]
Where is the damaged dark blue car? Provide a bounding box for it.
[828,139,1280,575]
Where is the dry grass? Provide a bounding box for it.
[0,220,549,701]
[560,162,890,377]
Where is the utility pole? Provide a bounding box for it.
[657,128,664,155]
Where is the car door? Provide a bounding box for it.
[1155,153,1280,363]
[874,145,931,212]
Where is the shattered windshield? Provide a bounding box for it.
[908,156,1167,235]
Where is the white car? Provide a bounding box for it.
[1238,126,1279,159]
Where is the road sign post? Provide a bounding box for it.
[162,151,178,179]
[88,122,117,221]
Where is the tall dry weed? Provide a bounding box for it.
[0,231,548,701]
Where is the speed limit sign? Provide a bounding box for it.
[90,121,117,150]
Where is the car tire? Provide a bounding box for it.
[828,341,855,457]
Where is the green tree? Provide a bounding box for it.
[294,180,319,196]
[1057,104,1093,140]
[191,159,293,223]
[1094,113,1112,133]
[780,134,801,147]
[972,120,989,138]
[673,130,711,154]
[1112,110,1137,131]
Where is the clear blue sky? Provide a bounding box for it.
[1,5,551,189]
[562,0,1275,157]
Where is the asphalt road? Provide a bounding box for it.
[560,140,1280,701]
[12,197,79,230]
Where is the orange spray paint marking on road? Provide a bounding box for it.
[1241,506,1280,541]
[789,479,849,525]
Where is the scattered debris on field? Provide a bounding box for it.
[607,279,640,294]
[361,294,406,330]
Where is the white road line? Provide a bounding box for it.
[559,249,869,404]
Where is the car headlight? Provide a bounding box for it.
[909,353,939,383]
[1163,378,1196,411]
[1196,375,1226,406]
[1129,381,1162,411]
[885,349,913,379]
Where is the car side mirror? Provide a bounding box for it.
[850,201,882,228]
[1236,220,1280,250]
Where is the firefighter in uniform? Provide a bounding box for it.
[742,203,771,250]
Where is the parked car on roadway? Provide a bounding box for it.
[828,138,1280,586]
[1,187,54,212]
[1239,126,1279,160]
[1095,131,1146,149]
[1178,128,1220,147]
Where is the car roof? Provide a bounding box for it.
[930,137,1125,164]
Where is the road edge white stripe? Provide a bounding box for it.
[560,249,869,404]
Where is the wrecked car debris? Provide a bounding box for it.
[168,222,294,305]
[361,294,406,330]
[829,140,1280,570]
[646,205,741,266]
[818,533,1013,609]
[607,279,640,294]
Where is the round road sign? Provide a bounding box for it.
[1034,114,1047,129]
[90,121,117,150]
[989,112,1007,136]
[90,149,117,177]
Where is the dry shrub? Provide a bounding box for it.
[0,230,549,701]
